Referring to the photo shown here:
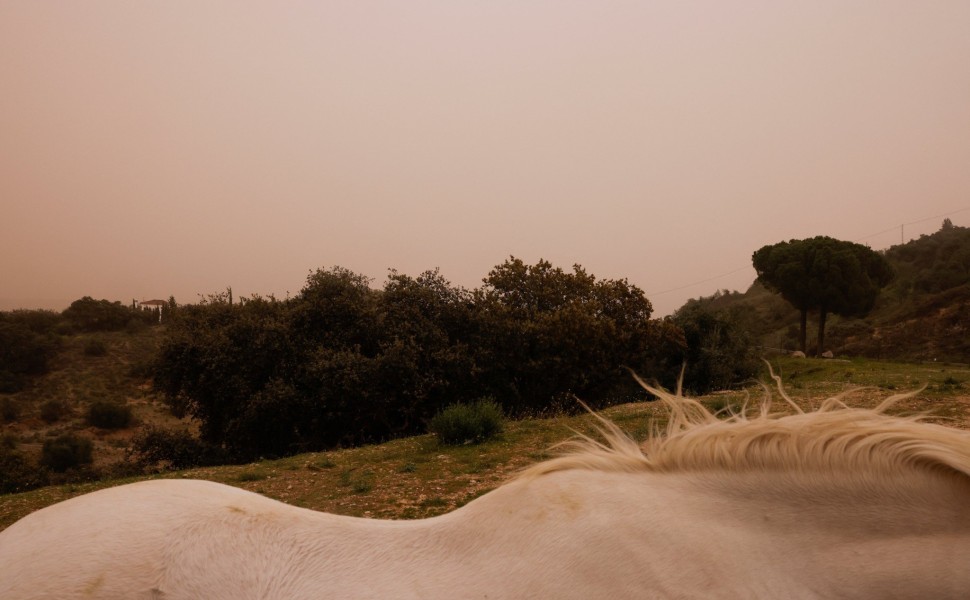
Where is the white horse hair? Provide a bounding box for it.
[2,374,970,599]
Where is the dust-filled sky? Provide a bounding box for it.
[2,1,969,316]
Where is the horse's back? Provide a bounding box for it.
[0,479,310,599]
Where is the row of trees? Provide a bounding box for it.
[156,236,893,461]
[154,259,695,460]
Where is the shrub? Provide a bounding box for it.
[41,433,93,472]
[429,398,504,445]
[670,304,759,395]
[128,426,226,470]
[62,297,134,332]
[125,318,148,334]
[0,398,20,422]
[40,398,70,423]
[0,443,47,494]
[0,319,59,388]
[942,376,963,389]
[88,401,133,429]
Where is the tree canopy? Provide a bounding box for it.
[153,259,688,460]
[752,236,893,355]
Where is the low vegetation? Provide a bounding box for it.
[40,433,93,473]
[87,401,133,430]
[0,322,184,494]
[429,398,505,445]
[1,356,968,533]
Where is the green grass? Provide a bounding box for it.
[764,356,970,398]
[236,470,268,482]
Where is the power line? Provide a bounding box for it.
[854,206,970,244]
[647,266,751,297]
[647,205,970,298]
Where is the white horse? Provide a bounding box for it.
[2,378,970,599]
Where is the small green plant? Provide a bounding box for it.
[398,462,417,473]
[88,401,132,429]
[237,470,267,482]
[941,376,963,390]
[352,477,373,494]
[307,457,336,471]
[40,398,70,423]
[419,496,448,508]
[429,398,504,445]
[41,433,93,472]
[338,468,355,486]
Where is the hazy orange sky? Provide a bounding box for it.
[2,2,968,316]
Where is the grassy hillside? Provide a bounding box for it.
[3,356,969,532]
[684,222,970,361]
[0,326,185,478]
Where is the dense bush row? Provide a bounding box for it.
[154,259,699,461]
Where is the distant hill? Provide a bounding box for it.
[675,221,970,362]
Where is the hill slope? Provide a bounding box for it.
[681,222,970,362]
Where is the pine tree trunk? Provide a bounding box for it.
[816,307,828,357]
[800,309,808,354]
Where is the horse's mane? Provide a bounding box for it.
[519,368,970,481]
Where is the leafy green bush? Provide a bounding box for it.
[62,297,135,332]
[429,398,504,445]
[88,401,133,429]
[127,426,225,470]
[41,433,93,472]
[40,398,70,423]
[671,304,759,395]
